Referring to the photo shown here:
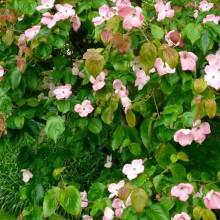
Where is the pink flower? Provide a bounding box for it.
[90,71,106,91]
[179,51,198,71]
[111,0,131,9]
[171,212,191,220]
[71,15,81,32]
[203,14,220,24]
[74,100,94,117]
[206,49,220,66]
[92,5,115,26]
[174,129,194,146]
[154,58,176,76]
[130,56,141,72]
[118,6,144,30]
[204,65,220,90]
[21,169,33,183]
[204,190,220,209]
[112,198,125,218]
[108,180,125,198]
[155,1,174,22]
[199,0,214,12]
[191,120,211,144]
[36,0,55,11]
[54,4,75,21]
[135,70,150,90]
[53,84,72,100]
[165,30,184,47]
[41,12,57,28]
[194,10,199,19]
[80,191,88,208]
[104,154,112,168]
[24,25,41,41]
[171,183,194,201]
[120,96,132,114]
[102,207,114,220]
[113,79,128,97]
[122,159,144,180]
[82,215,93,220]
[0,65,4,81]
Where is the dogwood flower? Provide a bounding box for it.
[203,14,220,24]
[90,71,106,91]
[54,4,75,21]
[108,180,125,198]
[199,0,213,12]
[179,51,198,71]
[0,65,4,81]
[82,215,93,220]
[103,207,114,220]
[204,65,220,90]
[171,212,191,220]
[120,96,132,114]
[24,25,41,41]
[191,120,211,144]
[92,5,115,26]
[206,49,220,66]
[74,100,94,117]
[112,198,126,218]
[36,0,55,11]
[171,183,194,201]
[204,190,220,209]
[118,6,144,30]
[21,169,33,183]
[135,70,150,90]
[113,79,128,97]
[104,154,112,168]
[111,0,131,9]
[194,10,199,19]
[80,191,88,208]
[174,129,194,146]
[154,58,176,76]
[122,159,144,180]
[71,15,81,32]
[41,12,57,28]
[155,1,174,22]
[53,84,72,100]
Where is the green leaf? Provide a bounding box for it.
[88,183,106,201]
[45,116,65,143]
[43,187,60,218]
[181,112,194,127]
[27,98,39,107]
[140,117,154,151]
[58,186,81,215]
[126,109,136,127]
[101,99,118,124]
[19,0,37,15]
[140,42,157,73]
[14,116,25,129]
[185,23,202,44]
[150,25,164,39]
[145,204,169,220]
[88,118,103,134]
[202,209,217,220]
[131,188,148,213]
[170,163,187,182]
[155,143,176,168]
[53,167,66,177]
[11,68,21,90]
[27,184,44,205]
[205,99,216,119]
[57,100,70,113]
[48,34,66,49]
[129,143,142,156]
[177,152,189,162]
[111,125,125,151]
[35,43,52,59]
[193,206,205,220]
[197,29,213,55]
[162,104,183,115]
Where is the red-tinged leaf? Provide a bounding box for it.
[204,99,216,119]
[117,34,131,54]
[131,188,148,213]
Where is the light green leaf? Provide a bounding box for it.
[88,118,103,134]
[45,116,65,143]
[58,186,81,215]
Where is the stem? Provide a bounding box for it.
[152,90,160,118]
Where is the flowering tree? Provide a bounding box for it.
[1,0,220,219]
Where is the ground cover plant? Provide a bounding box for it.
[0,0,220,219]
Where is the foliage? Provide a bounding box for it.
[0,0,220,219]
